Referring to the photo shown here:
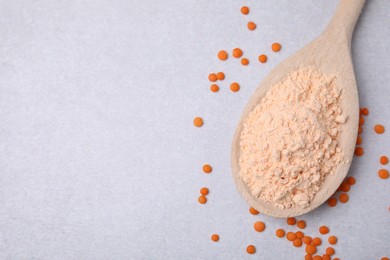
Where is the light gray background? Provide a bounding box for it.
[0,0,389,259]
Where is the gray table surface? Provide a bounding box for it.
[0,0,389,259]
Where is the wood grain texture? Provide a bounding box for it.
[231,0,366,218]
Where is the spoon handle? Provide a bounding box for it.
[325,0,366,42]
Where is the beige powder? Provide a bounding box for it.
[239,66,347,209]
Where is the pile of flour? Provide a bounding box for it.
[239,67,347,209]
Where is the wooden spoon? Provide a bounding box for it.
[231,0,366,218]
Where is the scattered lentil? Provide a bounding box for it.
[230,82,240,92]
[232,48,243,58]
[359,116,365,125]
[241,6,249,15]
[216,72,225,80]
[356,135,362,145]
[347,176,356,185]
[249,207,259,215]
[305,255,313,260]
[211,234,219,242]
[193,117,203,127]
[340,182,351,192]
[198,195,207,204]
[378,169,389,179]
[360,107,369,115]
[258,54,267,63]
[254,221,266,232]
[306,244,317,255]
[218,50,228,61]
[327,198,337,207]
[311,237,322,246]
[247,22,256,30]
[297,220,306,229]
[287,217,297,225]
[328,236,337,245]
[246,245,256,254]
[303,236,312,245]
[276,229,285,238]
[210,84,219,92]
[271,42,282,52]
[241,58,249,66]
[326,247,335,255]
[200,187,209,195]
[339,193,349,203]
[296,231,304,239]
[319,226,329,235]
[293,238,303,247]
[208,73,217,82]
[354,147,364,156]
[286,232,296,241]
[374,124,385,134]
[380,156,389,165]
[203,164,212,174]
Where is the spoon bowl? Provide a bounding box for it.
[232,0,366,218]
